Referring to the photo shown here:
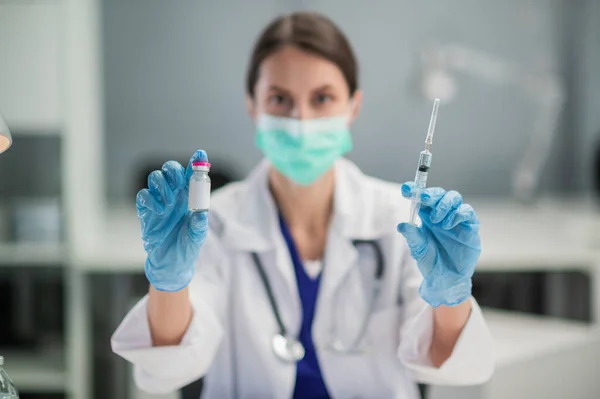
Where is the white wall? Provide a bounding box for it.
[102,0,291,199]
[301,0,565,195]
[579,0,600,191]
[0,0,62,131]
[101,0,590,200]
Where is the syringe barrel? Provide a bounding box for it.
[409,151,432,226]
[413,150,432,190]
[417,150,432,171]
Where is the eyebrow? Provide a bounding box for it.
[268,85,293,95]
[268,84,335,95]
[311,84,335,93]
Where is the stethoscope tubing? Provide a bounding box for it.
[251,239,384,360]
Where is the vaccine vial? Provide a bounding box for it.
[188,161,211,211]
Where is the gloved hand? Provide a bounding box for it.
[397,183,481,307]
[136,150,209,292]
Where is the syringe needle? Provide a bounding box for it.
[425,98,440,151]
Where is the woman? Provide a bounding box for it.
[112,11,494,399]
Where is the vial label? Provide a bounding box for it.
[189,181,211,211]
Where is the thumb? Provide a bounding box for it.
[397,222,427,254]
[187,210,209,244]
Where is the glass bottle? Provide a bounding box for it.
[188,161,211,212]
[0,356,19,399]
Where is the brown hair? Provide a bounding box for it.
[246,12,358,98]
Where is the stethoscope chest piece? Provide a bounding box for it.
[272,333,305,363]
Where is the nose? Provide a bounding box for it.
[290,102,313,120]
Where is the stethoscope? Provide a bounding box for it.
[251,239,384,363]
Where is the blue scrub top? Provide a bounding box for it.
[278,214,331,399]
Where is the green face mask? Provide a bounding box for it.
[255,114,353,186]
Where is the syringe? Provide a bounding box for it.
[408,98,440,226]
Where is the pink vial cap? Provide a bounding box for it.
[192,161,211,167]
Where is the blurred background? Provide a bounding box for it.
[0,0,599,398]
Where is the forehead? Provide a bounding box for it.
[256,46,348,95]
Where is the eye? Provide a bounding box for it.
[268,94,288,105]
[314,93,333,105]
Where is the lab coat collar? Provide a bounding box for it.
[219,157,400,305]
[220,157,395,252]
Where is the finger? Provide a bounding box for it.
[185,149,209,186]
[148,170,176,206]
[136,188,164,216]
[397,222,428,260]
[419,187,447,209]
[442,203,477,230]
[187,210,209,244]
[430,190,462,224]
[401,182,415,199]
[162,160,186,193]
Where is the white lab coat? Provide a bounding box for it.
[111,158,494,399]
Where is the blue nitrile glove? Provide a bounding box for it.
[136,150,209,292]
[397,182,481,307]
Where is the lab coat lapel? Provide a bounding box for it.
[317,159,393,311]
[220,160,276,252]
[320,223,359,304]
[220,159,299,302]
[318,159,363,305]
